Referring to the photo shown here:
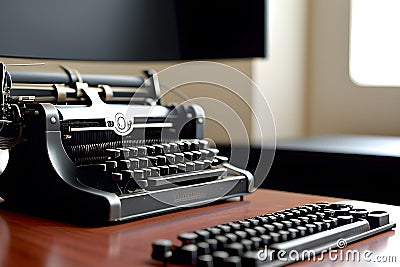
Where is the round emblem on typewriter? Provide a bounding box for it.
[114,113,133,135]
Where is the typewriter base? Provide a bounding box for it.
[1,176,250,225]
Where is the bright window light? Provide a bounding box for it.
[350,0,400,86]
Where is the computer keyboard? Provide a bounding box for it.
[151,202,396,266]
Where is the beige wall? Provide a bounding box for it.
[252,0,309,142]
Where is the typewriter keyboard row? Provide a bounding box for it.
[77,140,227,195]
[151,202,396,267]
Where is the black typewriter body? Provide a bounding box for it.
[0,64,254,224]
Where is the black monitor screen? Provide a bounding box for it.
[0,0,266,61]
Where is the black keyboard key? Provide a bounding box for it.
[334,207,351,216]
[216,225,231,234]
[262,224,275,233]
[271,222,284,231]
[121,170,133,179]
[259,234,272,246]
[234,231,247,241]
[156,155,166,166]
[175,153,185,163]
[239,239,253,252]
[176,163,186,173]
[142,168,151,178]
[138,157,148,168]
[289,218,302,227]
[153,144,164,155]
[244,229,257,238]
[106,148,120,159]
[169,164,178,174]
[194,161,205,171]
[306,214,318,222]
[129,158,139,170]
[314,221,327,231]
[278,230,290,242]
[178,232,198,245]
[159,166,169,176]
[148,156,158,167]
[133,170,145,180]
[192,151,202,161]
[186,162,195,172]
[287,228,300,239]
[195,230,211,242]
[151,239,172,261]
[207,227,222,238]
[169,143,179,153]
[337,215,354,226]
[183,141,191,152]
[146,145,156,156]
[367,211,389,228]
[199,150,210,160]
[237,220,251,230]
[197,242,211,256]
[149,167,160,177]
[177,142,186,152]
[296,226,307,237]
[250,237,262,250]
[190,141,200,151]
[128,147,138,157]
[118,159,130,169]
[224,256,242,267]
[246,218,259,227]
[197,255,213,267]
[203,160,213,169]
[175,244,197,265]
[165,154,176,164]
[105,160,117,170]
[280,220,293,229]
[323,209,335,217]
[215,236,229,250]
[184,152,194,161]
[162,144,171,154]
[224,243,244,256]
[328,203,347,210]
[137,146,147,157]
[227,222,241,231]
[350,209,368,219]
[117,148,130,159]
[269,232,282,243]
[253,226,266,236]
[199,139,208,149]
[212,251,229,265]
[205,239,218,251]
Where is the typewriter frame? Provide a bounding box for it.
[0,67,254,224]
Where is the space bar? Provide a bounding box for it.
[269,220,370,252]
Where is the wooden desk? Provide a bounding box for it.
[0,189,398,266]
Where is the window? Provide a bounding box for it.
[350,0,400,86]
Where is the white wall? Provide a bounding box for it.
[252,0,309,142]
[308,0,400,136]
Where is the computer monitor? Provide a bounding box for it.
[0,0,267,61]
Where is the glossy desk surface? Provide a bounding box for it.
[0,189,398,267]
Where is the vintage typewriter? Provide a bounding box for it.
[0,63,254,224]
